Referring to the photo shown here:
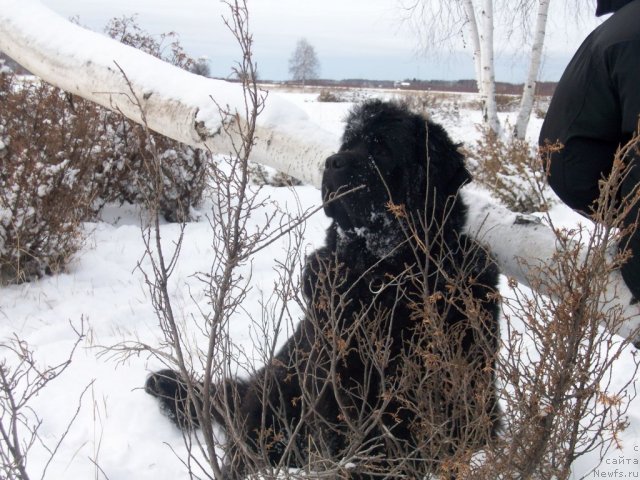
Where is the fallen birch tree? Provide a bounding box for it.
[1,0,638,342]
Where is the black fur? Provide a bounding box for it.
[145,100,500,478]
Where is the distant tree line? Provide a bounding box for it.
[256,77,558,96]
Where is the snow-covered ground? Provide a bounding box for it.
[1,91,639,479]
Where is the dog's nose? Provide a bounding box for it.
[325,153,342,170]
[325,152,350,170]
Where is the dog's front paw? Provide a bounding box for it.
[145,369,201,429]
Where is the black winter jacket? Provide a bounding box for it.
[596,0,636,16]
[540,0,640,162]
[539,0,640,298]
[539,0,640,205]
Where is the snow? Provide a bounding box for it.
[1,3,639,478]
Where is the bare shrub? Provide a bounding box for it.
[494,94,519,112]
[399,91,464,123]
[190,57,212,77]
[104,15,196,71]
[534,96,551,120]
[398,91,437,116]
[467,127,553,213]
[0,322,88,480]
[316,89,344,103]
[0,73,105,283]
[94,117,209,222]
[249,163,303,187]
[472,138,640,479]
[97,15,211,222]
[0,15,210,284]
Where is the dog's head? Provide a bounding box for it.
[322,100,470,239]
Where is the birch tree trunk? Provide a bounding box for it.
[478,0,500,134]
[1,0,639,342]
[513,0,550,139]
[480,0,500,134]
[461,0,483,94]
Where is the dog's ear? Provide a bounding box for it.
[424,120,471,197]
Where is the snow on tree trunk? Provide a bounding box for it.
[1,0,639,342]
[513,0,550,139]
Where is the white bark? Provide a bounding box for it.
[464,190,639,341]
[513,0,550,139]
[461,0,483,94]
[478,0,500,134]
[1,0,638,342]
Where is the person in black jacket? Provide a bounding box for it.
[539,0,640,304]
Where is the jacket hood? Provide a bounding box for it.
[596,0,636,16]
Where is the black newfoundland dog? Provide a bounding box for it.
[146,99,500,478]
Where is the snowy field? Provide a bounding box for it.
[1,90,639,479]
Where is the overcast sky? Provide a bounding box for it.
[40,0,604,83]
